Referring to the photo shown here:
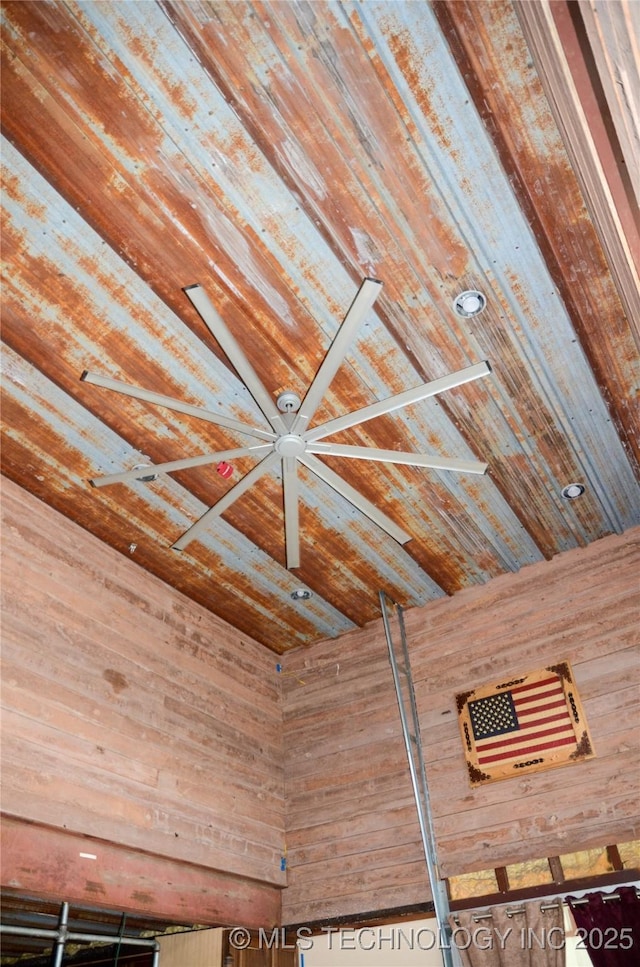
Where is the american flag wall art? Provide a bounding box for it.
[456,661,595,786]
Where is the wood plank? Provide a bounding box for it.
[2,661,282,792]
[409,610,639,691]
[1,707,160,787]
[285,842,425,891]
[283,860,432,921]
[1,613,283,778]
[1,491,281,705]
[0,558,282,729]
[286,819,420,868]
[1,733,284,838]
[430,752,640,835]
[285,770,414,827]
[1,817,281,927]
[282,881,429,925]
[285,804,420,850]
[2,739,285,865]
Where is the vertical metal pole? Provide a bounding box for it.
[50,901,68,967]
[379,592,458,967]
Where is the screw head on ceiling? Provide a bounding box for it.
[453,290,487,317]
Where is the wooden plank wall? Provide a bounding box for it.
[1,478,285,922]
[1,817,280,927]
[281,527,640,924]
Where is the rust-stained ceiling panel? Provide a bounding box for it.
[2,0,638,652]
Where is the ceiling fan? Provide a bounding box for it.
[81,278,491,568]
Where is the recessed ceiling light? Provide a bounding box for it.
[561,483,585,500]
[291,588,312,601]
[453,290,487,317]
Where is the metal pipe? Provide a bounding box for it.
[380,591,459,967]
[0,926,56,938]
[453,888,640,923]
[51,901,68,967]
[0,924,160,948]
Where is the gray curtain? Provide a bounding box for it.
[449,900,566,967]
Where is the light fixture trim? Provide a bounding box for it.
[277,391,301,413]
[453,289,487,317]
[561,482,585,500]
[291,588,312,601]
[133,464,158,482]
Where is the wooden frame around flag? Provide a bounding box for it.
[456,661,595,786]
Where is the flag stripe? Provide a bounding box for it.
[477,728,575,757]
[478,734,577,764]
[476,716,574,752]
[510,676,560,696]
[515,687,564,707]
[514,682,563,701]
[516,698,567,717]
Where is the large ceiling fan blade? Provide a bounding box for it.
[89,444,273,488]
[81,371,276,442]
[307,443,488,475]
[304,360,491,443]
[299,452,411,545]
[282,456,300,569]
[183,285,287,433]
[171,450,280,552]
[292,278,383,434]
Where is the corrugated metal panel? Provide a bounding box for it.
[2,0,638,650]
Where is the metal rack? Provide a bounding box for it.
[0,901,160,966]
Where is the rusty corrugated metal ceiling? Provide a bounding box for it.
[2,0,639,651]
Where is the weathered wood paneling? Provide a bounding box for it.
[1,817,280,928]
[281,527,640,923]
[1,477,285,921]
